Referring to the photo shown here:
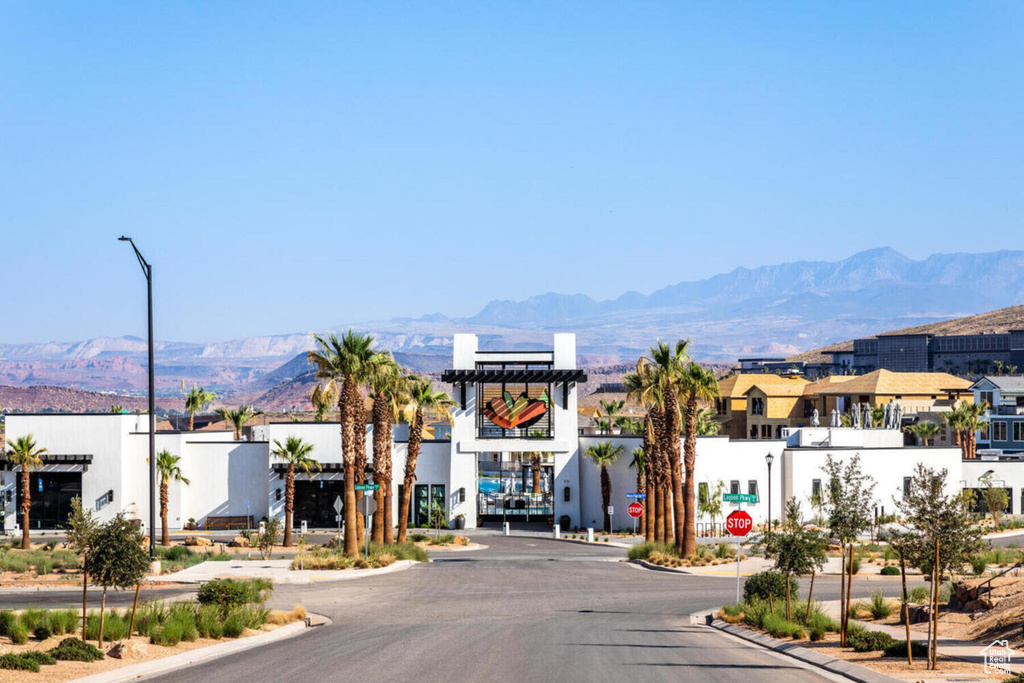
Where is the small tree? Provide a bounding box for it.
[156,450,190,547]
[271,436,320,547]
[896,463,984,670]
[87,514,150,648]
[978,473,1009,531]
[821,453,876,645]
[698,480,725,535]
[585,442,624,533]
[66,496,98,640]
[905,421,940,446]
[754,498,827,620]
[258,517,281,560]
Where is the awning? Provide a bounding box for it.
[440,369,587,384]
[0,454,93,471]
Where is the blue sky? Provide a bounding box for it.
[2,2,1022,343]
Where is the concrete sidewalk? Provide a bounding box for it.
[153,559,419,584]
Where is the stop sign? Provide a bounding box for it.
[726,510,753,537]
[627,501,644,518]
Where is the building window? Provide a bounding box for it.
[980,391,994,407]
[1015,422,1024,442]
[750,397,765,415]
[811,479,821,501]
[803,399,815,418]
[903,477,912,498]
[730,480,740,495]
[760,425,772,439]
[748,480,759,500]
[992,421,1008,442]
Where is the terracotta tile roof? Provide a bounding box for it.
[808,369,971,396]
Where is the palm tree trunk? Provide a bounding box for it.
[341,378,359,557]
[371,394,387,545]
[533,463,541,494]
[20,468,31,550]
[601,465,611,533]
[189,413,195,431]
[645,474,656,542]
[283,465,295,547]
[398,410,423,543]
[383,489,394,545]
[655,482,665,542]
[682,397,698,557]
[160,478,170,547]
[354,397,367,548]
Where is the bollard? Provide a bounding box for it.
[586,528,594,543]
[553,524,560,539]
[503,522,510,536]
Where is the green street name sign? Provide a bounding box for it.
[722,493,757,504]
[355,484,380,492]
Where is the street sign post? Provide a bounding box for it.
[356,494,378,557]
[333,495,343,541]
[625,493,646,500]
[627,501,644,542]
[726,509,754,603]
[355,483,380,492]
[722,493,758,504]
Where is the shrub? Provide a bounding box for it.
[882,640,929,658]
[20,607,48,632]
[720,603,744,618]
[0,653,40,672]
[222,612,245,638]
[410,533,429,543]
[34,623,53,641]
[809,625,826,641]
[970,556,988,575]
[196,606,223,639]
[49,609,79,636]
[197,578,271,611]
[762,613,804,639]
[741,598,771,630]
[850,629,895,652]
[49,637,104,662]
[266,605,308,626]
[743,572,799,603]
[806,610,840,634]
[0,610,17,637]
[851,557,860,575]
[369,542,428,563]
[10,623,29,645]
[908,586,929,603]
[870,590,892,619]
[151,611,196,646]
[429,533,455,546]
[880,565,900,576]
[20,650,56,666]
[628,542,679,561]
[86,611,130,641]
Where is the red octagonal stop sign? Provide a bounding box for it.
[627,501,644,518]
[726,510,753,537]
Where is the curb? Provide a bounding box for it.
[629,559,745,575]
[66,614,326,683]
[154,559,420,585]
[709,619,901,683]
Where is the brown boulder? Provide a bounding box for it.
[184,536,213,547]
[229,536,250,548]
[963,598,994,612]
[108,641,148,659]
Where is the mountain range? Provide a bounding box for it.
[2,247,1023,399]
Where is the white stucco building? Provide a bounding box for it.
[2,333,1014,535]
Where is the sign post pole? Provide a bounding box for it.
[724,499,754,605]
[626,495,645,543]
[364,493,371,558]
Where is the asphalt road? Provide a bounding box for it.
[128,536,920,683]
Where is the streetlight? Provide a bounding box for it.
[119,237,156,562]
[765,452,775,532]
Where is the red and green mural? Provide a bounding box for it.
[482,389,550,430]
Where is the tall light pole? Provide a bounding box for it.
[119,237,156,561]
[765,452,775,532]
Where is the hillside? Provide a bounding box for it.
[0,385,184,414]
[786,304,1024,364]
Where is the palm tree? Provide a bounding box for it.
[598,399,625,434]
[905,420,940,446]
[271,436,320,547]
[367,355,401,543]
[156,450,190,547]
[529,452,544,493]
[648,339,690,550]
[397,379,455,541]
[382,373,412,544]
[695,408,721,436]
[962,401,990,459]
[628,447,647,532]
[585,442,624,533]
[942,407,967,457]
[215,404,263,440]
[678,361,719,556]
[184,385,217,431]
[308,330,378,557]
[307,383,337,422]
[6,435,47,549]
[624,359,662,542]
